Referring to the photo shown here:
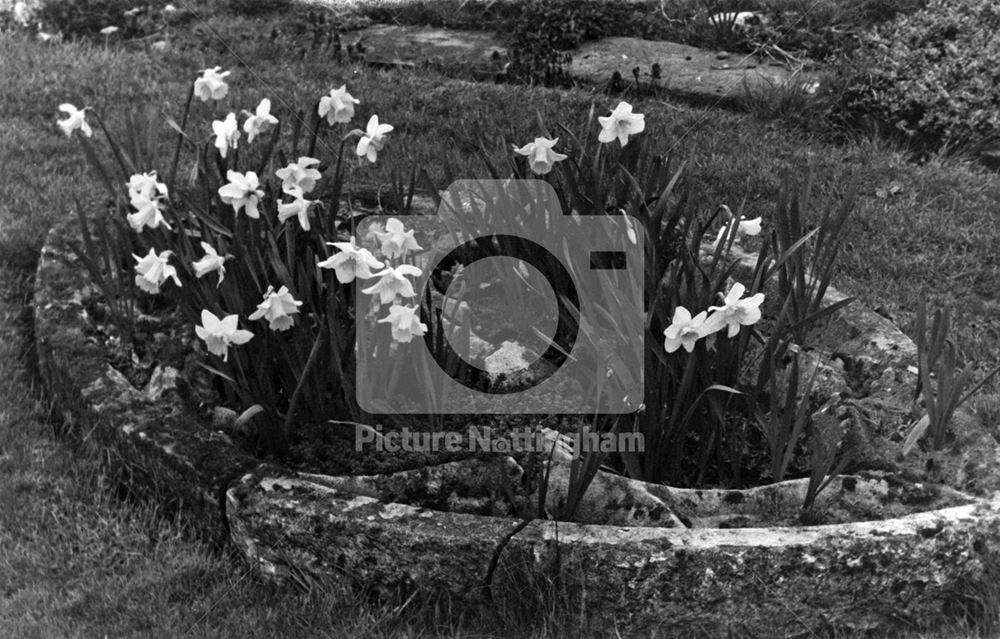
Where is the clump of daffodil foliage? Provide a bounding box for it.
[61,64,862,499]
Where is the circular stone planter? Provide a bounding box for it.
[34,219,1000,637]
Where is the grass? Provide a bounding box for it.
[3,0,1000,635]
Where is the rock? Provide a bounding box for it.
[484,340,531,380]
[334,23,822,106]
[534,460,688,527]
[212,406,240,431]
[346,25,507,77]
[569,37,822,105]
[144,364,179,401]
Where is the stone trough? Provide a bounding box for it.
[34,216,1000,636]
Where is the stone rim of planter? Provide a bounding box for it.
[33,218,1000,636]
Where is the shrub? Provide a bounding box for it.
[831,0,1000,152]
[37,0,133,37]
[227,0,291,17]
[35,0,181,40]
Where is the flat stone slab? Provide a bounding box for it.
[340,24,822,104]
[570,36,822,104]
[348,24,507,75]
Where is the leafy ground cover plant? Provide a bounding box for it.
[830,0,1000,157]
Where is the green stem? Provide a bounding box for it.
[168,84,195,192]
[282,323,329,440]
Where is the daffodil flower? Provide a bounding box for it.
[99,25,119,36]
[362,220,384,246]
[194,66,230,102]
[318,85,360,125]
[277,187,314,231]
[317,237,384,283]
[192,242,226,286]
[127,171,168,200]
[127,193,172,231]
[195,309,252,361]
[212,113,239,158]
[712,215,763,250]
[356,115,393,164]
[512,137,568,175]
[374,218,421,259]
[378,304,428,343]
[362,264,423,306]
[218,170,264,218]
[706,283,765,338]
[133,248,181,294]
[663,306,711,353]
[242,98,278,143]
[275,157,322,194]
[57,103,92,138]
[248,285,302,332]
[598,101,645,147]
[738,216,762,236]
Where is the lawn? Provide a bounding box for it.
[3,0,1000,635]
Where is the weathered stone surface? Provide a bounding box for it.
[347,24,508,76]
[33,222,260,543]
[35,209,1000,636]
[336,23,822,106]
[569,36,822,105]
[227,464,1000,636]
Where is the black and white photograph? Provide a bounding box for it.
[2,0,1000,636]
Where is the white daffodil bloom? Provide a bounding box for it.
[706,282,765,338]
[712,215,763,250]
[242,98,278,143]
[318,85,360,125]
[195,309,252,361]
[378,304,428,343]
[212,112,239,158]
[248,285,302,332]
[127,193,172,231]
[194,66,230,102]
[317,237,384,283]
[512,136,568,175]
[275,156,322,194]
[663,306,711,353]
[56,103,92,138]
[133,248,181,294]
[127,171,168,200]
[276,187,314,231]
[373,218,421,259]
[192,242,226,286]
[598,101,645,147]
[99,25,119,35]
[218,170,264,218]
[362,264,423,306]
[738,216,762,236]
[356,114,393,163]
